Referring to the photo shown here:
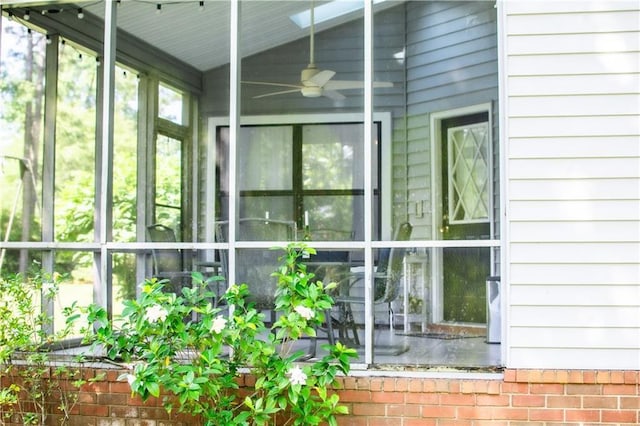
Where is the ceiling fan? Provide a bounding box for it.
[242,3,393,100]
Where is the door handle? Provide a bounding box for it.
[439,214,449,234]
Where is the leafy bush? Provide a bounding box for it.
[0,270,92,426]
[86,243,357,425]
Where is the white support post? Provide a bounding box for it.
[135,75,150,293]
[94,0,117,315]
[363,0,374,365]
[228,0,240,292]
[42,33,59,334]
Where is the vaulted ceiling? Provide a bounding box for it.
[1,1,402,72]
[83,0,315,72]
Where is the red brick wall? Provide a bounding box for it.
[332,369,639,425]
[2,368,639,425]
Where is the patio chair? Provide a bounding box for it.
[214,218,297,311]
[332,222,413,345]
[311,228,355,241]
[146,223,192,294]
[215,218,326,358]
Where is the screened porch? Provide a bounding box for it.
[0,0,503,370]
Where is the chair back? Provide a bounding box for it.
[374,222,412,303]
[237,218,296,241]
[215,218,296,309]
[312,228,355,241]
[147,224,183,275]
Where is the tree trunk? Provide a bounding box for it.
[19,30,44,274]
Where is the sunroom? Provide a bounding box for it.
[0,0,503,370]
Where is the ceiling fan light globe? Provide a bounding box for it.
[301,86,323,97]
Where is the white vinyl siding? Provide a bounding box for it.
[503,1,640,369]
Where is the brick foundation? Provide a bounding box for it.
[2,368,638,425]
[330,369,639,425]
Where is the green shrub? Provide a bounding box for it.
[0,270,91,426]
[86,243,357,426]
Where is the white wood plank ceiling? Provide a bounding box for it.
[72,0,401,72]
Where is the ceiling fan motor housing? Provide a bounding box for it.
[301,65,320,86]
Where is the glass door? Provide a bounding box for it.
[218,121,381,241]
[440,111,491,323]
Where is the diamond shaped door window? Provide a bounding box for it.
[447,122,490,224]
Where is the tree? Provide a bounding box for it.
[1,18,139,286]
[0,20,46,275]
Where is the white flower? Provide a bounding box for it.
[42,280,55,292]
[144,304,168,322]
[211,315,227,334]
[288,365,307,386]
[294,305,314,320]
[125,373,136,386]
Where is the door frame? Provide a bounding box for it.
[429,102,494,324]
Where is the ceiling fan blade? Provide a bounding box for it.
[242,80,302,89]
[306,69,335,87]
[253,88,301,99]
[322,90,346,101]
[323,80,394,90]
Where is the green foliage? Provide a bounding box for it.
[0,211,42,278]
[0,270,91,426]
[1,19,139,281]
[0,385,19,425]
[87,243,357,425]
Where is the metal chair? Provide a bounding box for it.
[146,223,192,293]
[217,218,334,359]
[332,222,413,345]
[214,218,297,311]
[311,228,355,241]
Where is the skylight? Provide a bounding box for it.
[290,0,387,29]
